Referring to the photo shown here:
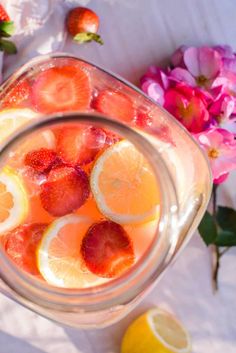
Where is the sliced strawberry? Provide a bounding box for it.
[57,125,106,165]
[135,111,153,128]
[24,148,58,173]
[2,80,31,108]
[81,220,135,278]
[0,4,10,21]
[32,66,91,114]
[40,166,89,216]
[4,223,47,275]
[104,129,121,146]
[94,90,136,123]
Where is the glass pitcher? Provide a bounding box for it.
[0,54,212,328]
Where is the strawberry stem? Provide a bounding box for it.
[74,32,104,45]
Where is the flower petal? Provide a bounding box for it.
[213,172,229,184]
[140,67,169,89]
[142,81,164,105]
[184,47,222,79]
[212,155,236,179]
[199,47,222,79]
[223,57,236,73]
[171,45,187,67]
[213,45,234,59]
[170,67,196,86]
[184,47,201,77]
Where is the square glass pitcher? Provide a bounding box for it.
[0,54,212,328]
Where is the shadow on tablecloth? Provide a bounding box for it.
[0,331,46,353]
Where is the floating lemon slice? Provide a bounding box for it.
[37,214,107,288]
[90,140,160,224]
[121,308,191,353]
[0,108,38,143]
[0,166,28,234]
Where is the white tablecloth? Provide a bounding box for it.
[0,1,236,352]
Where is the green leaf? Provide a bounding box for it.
[215,230,236,246]
[0,21,15,36]
[198,210,218,245]
[74,32,104,45]
[0,39,17,54]
[216,206,236,233]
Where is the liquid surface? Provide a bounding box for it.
[0,59,161,289]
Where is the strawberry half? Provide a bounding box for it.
[40,166,89,217]
[2,80,31,108]
[4,223,47,275]
[0,4,10,21]
[81,220,135,278]
[57,125,106,166]
[25,148,58,173]
[32,66,92,114]
[94,89,136,123]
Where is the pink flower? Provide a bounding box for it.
[209,93,236,121]
[140,67,169,105]
[170,47,222,88]
[212,71,236,97]
[195,128,236,182]
[164,83,210,133]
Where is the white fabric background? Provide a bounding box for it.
[0,0,235,352]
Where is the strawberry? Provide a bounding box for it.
[32,66,92,114]
[94,90,136,123]
[2,80,31,108]
[0,5,17,54]
[4,223,47,275]
[40,166,89,217]
[0,4,10,21]
[66,7,103,45]
[25,148,58,173]
[81,220,135,278]
[57,125,106,166]
[135,111,153,128]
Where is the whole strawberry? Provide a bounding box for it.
[0,4,17,54]
[0,4,10,21]
[66,7,103,45]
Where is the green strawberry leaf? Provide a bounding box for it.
[198,210,218,245]
[0,21,15,36]
[216,206,236,233]
[74,32,104,45]
[0,39,17,54]
[215,230,236,246]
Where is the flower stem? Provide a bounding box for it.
[211,244,220,292]
[211,184,220,292]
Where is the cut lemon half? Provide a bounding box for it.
[0,108,38,143]
[37,214,108,288]
[0,166,29,234]
[121,308,191,353]
[90,140,160,224]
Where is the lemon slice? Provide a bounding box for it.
[90,140,160,224]
[0,108,39,143]
[0,166,28,234]
[37,214,107,288]
[121,308,191,353]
